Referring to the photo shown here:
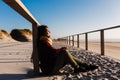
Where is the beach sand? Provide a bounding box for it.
[73,42,120,60]
[0,41,120,80]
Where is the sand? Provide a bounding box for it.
[73,42,120,60]
[0,41,120,80]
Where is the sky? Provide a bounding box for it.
[0,0,120,39]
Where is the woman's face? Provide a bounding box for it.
[46,27,51,37]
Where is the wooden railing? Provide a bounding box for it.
[3,0,40,74]
[61,25,120,55]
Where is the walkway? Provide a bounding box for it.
[0,41,120,80]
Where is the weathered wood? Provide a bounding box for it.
[77,34,79,48]
[62,25,120,56]
[32,23,40,74]
[85,33,88,50]
[69,36,71,45]
[72,35,74,46]
[3,0,40,25]
[73,25,120,35]
[67,36,69,44]
[100,30,105,55]
[3,0,40,75]
[66,37,68,44]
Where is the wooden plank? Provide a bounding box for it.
[3,0,40,25]
[69,25,120,36]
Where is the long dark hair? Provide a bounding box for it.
[37,25,48,44]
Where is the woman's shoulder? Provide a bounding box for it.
[40,36,48,40]
[39,36,52,45]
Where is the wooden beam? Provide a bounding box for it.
[3,0,40,25]
[3,0,40,75]
[32,23,40,74]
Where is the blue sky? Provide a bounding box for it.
[0,0,120,39]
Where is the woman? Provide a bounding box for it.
[32,25,98,75]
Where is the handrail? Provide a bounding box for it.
[61,25,120,56]
[3,0,40,25]
[3,0,40,74]
[72,25,120,36]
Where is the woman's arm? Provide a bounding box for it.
[42,40,67,54]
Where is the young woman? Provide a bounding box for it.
[32,25,98,75]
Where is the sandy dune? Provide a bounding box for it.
[0,29,32,42]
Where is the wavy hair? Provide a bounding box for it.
[37,25,48,44]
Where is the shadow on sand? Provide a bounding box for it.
[0,69,49,80]
[0,74,29,80]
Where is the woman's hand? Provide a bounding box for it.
[61,47,67,50]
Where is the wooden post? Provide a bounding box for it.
[67,36,69,44]
[72,35,74,46]
[69,36,71,45]
[85,33,88,50]
[77,34,79,48]
[65,37,67,44]
[66,37,68,44]
[100,30,105,55]
[32,23,40,74]
[3,0,41,75]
